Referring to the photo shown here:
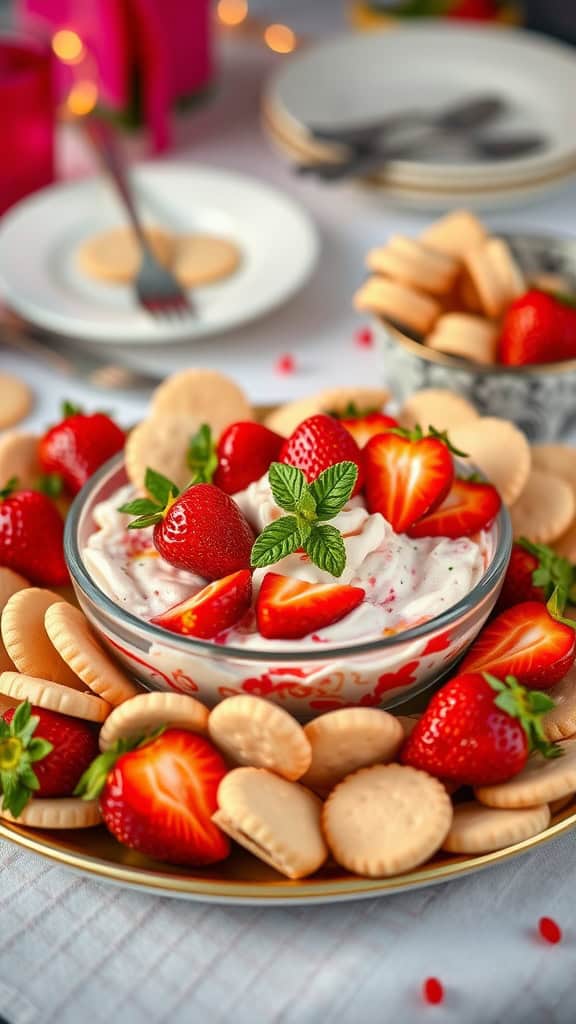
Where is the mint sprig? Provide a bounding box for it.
[250,461,357,577]
[187,423,217,485]
[119,468,180,529]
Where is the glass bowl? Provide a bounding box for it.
[64,455,512,720]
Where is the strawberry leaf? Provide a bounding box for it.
[268,462,307,512]
[118,498,159,516]
[0,700,53,817]
[250,516,302,568]
[484,673,561,759]
[145,468,179,506]
[76,733,164,801]
[304,523,346,577]
[35,473,64,499]
[310,462,358,520]
[518,536,576,611]
[187,424,217,485]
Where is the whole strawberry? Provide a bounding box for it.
[0,479,68,586]
[39,401,125,496]
[77,729,230,866]
[499,290,576,366]
[401,672,558,786]
[214,421,284,494]
[121,470,254,581]
[497,538,576,613]
[279,414,365,496]
[0,701,99,816]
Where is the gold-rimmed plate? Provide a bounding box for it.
[2,803,575,905]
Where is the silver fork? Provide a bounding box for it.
[84,118,193,320]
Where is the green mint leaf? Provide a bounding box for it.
[250,516,301,568]
[118,498,160,516]
[296,490,317,519]
[304,523,346,577]
[297,518,313,544]
[309,461,358,520]
[268,462,307,512]
[144,468,179,506]
[187,424,217,484]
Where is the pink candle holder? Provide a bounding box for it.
[0,34,55,215]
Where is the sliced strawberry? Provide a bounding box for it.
[150,570,252,638]
[279,414,365,496]
[256,572,365,640]
[364,431,454,533]
[406,477,501,539]
[460,601,576,689]
[496,539,576,613]
[214,422,284,494]
[77,730,230,867]
[339,412,399,449]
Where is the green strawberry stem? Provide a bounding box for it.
[0,477,19,501]
[75,729,164,800]
[546,587,576,629]
[483,673,561,760]
[0,701,53,817]
[186,423,218,485]
[250,461,358,577]
[386,424,469,458]
[518,537,576,612]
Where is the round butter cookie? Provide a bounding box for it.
[174,235,240,287]
[425,313,498,366]
[0,568,29,672]
[213,766,328,879]
[442,801,550,854]
[44,602,140,706]
[0,374,33,428]
[208,694,311,781]
[542,666,576,742]
[323,764,452,877]
[509,469,575,544]
[77,226,173,284]
[264,387,391,437]
[354,277,441,336]
[0,671,110,722]
[476,739,576,809]
[463,238,525,319]
[0,797,102,829]
[448,417,531,507]
[420,209,487,258]
[99,691,209,751]
[399,388,478,433]
[0,432,41,490]
[531,444,576,498]
[366,236,460,296]
[1,588,81,689]
[150,369,252,427]
[300,707,403,794]
[125,414,205,494]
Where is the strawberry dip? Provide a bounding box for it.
[83,473,492,652]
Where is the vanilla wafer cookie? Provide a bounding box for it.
[425,314,498,365]
[209,695,311,780]
[542,666,576,743]
[1,588,82,688]
[420,210,487,258]
[0,672,110,722]
[448,417,531,506]
[366,236,460,296]
[323,764,452,877]
[0,568,29,672]
[174,235,240,287]
[0,797,102,829]
[398,389,478,433]
[531,445,576,498]
[0,432,41,490]
[44,602,140,706]
[99,691,209,751]
[150,369,252,426]
[299,708,403,794]
[476,739,576,809]
[464,238,526,319]
[213,767,328,879]
[555,522,576,563]
[354,277,441,335]
[0,374,33,428]
[442,801,550,854]
[264,387,391,437]
[125,414,204,494]
[77,226,173,284]
[509,469,575,544]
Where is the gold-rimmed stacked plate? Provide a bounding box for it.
[263,22,576,210]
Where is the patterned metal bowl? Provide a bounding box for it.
[374,232,576,441]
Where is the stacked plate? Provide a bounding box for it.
[263,22,576,210]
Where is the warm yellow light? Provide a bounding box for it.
[66,80,98,117]
[264,23,296,54]
[52,28,85,64]
[216,0,248,27]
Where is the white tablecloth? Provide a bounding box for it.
[3,8,576,1023]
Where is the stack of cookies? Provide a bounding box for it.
[354,209,529,365]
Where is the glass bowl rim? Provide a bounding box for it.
[64,453,513,665]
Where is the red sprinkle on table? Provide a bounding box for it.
[539,917,562,944]
[422,978,444,1005]
[275,354,296,374]
[354,326,373,348]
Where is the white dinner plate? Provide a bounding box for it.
[0,163,319,345]
[267,23,576,189]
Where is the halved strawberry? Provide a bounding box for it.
[77,729,230,866]
[339,412,399,449]
[460,601,576,689]
[150,570,252,638]
[256,572,365,640]
[364,430,454,533]
[406,477,501,539]
[214,422,284,494]
[496,539,576,613]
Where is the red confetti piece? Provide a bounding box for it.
[275,354,296,375]
[354,327,373,348]
[539,917,562,944]
[422,978,444,1005]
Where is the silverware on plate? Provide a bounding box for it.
[84,118,193,321]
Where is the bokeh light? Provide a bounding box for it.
[264,24,296,54]
[216,0,248,27]
[66,80,98,116]
[52,29,85,65]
